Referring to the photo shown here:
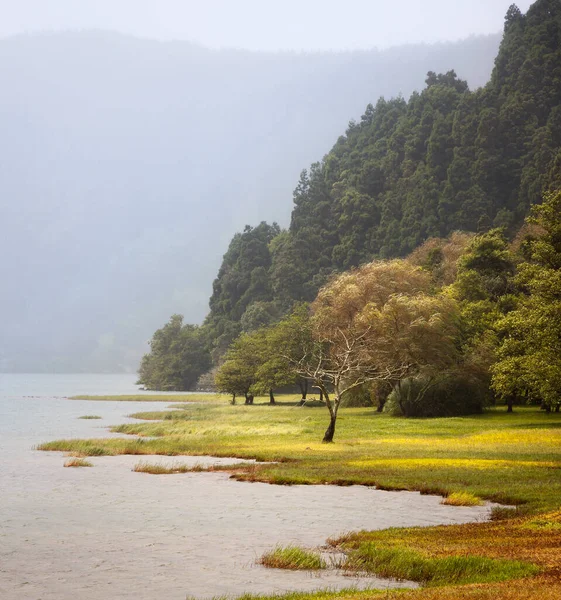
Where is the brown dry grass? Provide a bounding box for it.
[63,458,93,467]
[132,461,256,475]
[384,576,561,600]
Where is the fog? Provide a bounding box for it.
[2,0,533,50]
[0,2,519,372]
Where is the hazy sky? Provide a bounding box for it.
[1,0,534,51]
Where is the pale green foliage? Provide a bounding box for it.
[137,315,211,391]
[303,260,463,440]
[214,330,266,399]
[492,191,561,410]
[253,304,312,395]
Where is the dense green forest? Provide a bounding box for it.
[139,1,561,426]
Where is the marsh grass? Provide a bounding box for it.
[64,458,93,467]
[441,492,482,506]
[133,461,193,474]
[490,506,523,520]
[132,460,255,475]
[193,589,382,600]
[78,415,102,419]
[341,544,538,585]
[260,546,327,570]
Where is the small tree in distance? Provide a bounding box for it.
[214,331,265,404]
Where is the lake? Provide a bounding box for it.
[0,374,496,599]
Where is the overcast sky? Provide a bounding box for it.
[0,0,534,51]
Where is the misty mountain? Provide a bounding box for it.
[0,30,500,372]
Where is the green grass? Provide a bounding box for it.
[441,492,482,506]
[260,546,327,570]
[341,544,538,586]
[78,415,102,419]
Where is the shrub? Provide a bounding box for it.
[384,375,490,417]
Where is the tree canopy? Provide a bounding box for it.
[492,191,561,411]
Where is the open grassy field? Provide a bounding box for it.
[38,399,561,599]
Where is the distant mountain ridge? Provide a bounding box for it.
[0,29,501,372]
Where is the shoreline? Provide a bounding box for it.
[31,396,561,599]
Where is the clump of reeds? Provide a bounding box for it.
[441,491,483,506]
[133,461,255,475]
[133,461,192,474]
[260,545,326,570]
[78,415,102,419]
[64,458,93,468]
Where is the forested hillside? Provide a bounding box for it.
[139,0,561,392]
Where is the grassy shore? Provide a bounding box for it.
[38,400,561,599]
[69,393,228,402]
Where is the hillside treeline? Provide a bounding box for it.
[138,1,561,427]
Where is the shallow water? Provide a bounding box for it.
[0,374,495,599]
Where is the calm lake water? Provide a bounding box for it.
[0,374,496,600]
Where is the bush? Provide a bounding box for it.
[341,384,375,407]
[384,375,490,417]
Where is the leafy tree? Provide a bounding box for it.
[293,260,459,441]
[408,231,474,286]
[206,221,280,361]
[449,229,517,343]
[240,301,280,333]
[254,304,313,401]
[492,191,561,412]
[137,315,211,390]
[214,330,267,404]
[358,293,462,416]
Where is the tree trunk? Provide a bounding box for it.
[555,404,560,413]
[244,392,254,405]
[377,395,387,413]
[322,413,337,443]
[507,396,513,413]
[376,382,390,412]
[299,379,308,400]
[395,381,405,415]
[231,393,236,405]
[269,389,276,404]
[319,388,324,402]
